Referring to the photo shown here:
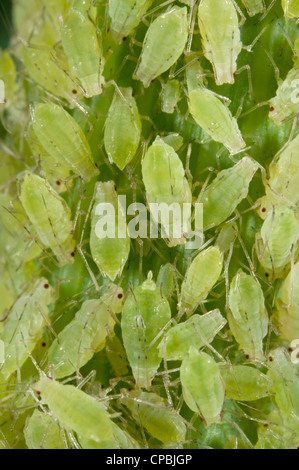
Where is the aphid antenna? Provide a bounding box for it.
[243,20,272,52]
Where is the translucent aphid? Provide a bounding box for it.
[121,272,171,389]
[104,87,141,170]
[158,309,227,361]
[24,410,66,449]
[256,206,299,280]
[0,278,54,381]
[105,334,129,377]
[34,377,114,444]
[31,103,99,182]
[180,347,225,426]
[179,246,223,316]
[61,2,104,97]
[161,79,182,114]
[197,0,242,85]
[134,6,188,87]
[0,51,16,106]
[241,0,265,16]
[19,172,76,266]
[157,263,175,299]
[220,365,273,401]
[255,409,298,449]
[227,270,268,360]
[269,67,299,126]
[275,262,299,341]
[281,0,299,19]
[121,390,186,444]
[161,133,184,152]
[142,136,192,246]
[47,284,123,379]
[257,134,299,219]
[78,422,140,449]
[108,0,153,44]
[199,157,258,230]
[90,181,130,281]
[215,223,236,253]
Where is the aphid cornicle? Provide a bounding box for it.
[31,103,99,182]
[121,272,171,389]
[61,1,104,97]
[104,87,141,170]
[199,157,259,230]
[241,0,265,16]
[158,309,227,361]
[269,66,299,126]
[197,0,242,85]
[90,181,130,281]
[121,390,186,444]
[134,6,188,87]
[220,365,273,401]
[179,246,223,316]
[227,270,268,361]
[180,346,225,427]
[24,410,66,449]
[108,0,153,44]
[281,0,299,19]
[19,172,76,266]
[0,278,54,381]
[47,284,123,379]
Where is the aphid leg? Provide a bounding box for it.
[243,22,271,52]
[231,0,247,26]
[234,65,253,100]
[258,0,278,22]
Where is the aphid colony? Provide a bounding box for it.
[0,0,299,450]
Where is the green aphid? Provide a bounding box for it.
[0,51,17,106]
[241,0,265,16]
[275,262,299,342]
[108,0,153,44]
[157,263,175,299]
[78,422,140,449]
[161,79,182,114]
[269,66,299,126]
[121,272,171,389]
[281,0,299,19]
[220,365,273,401]
[161,133,184,152]
[24,410,66,449]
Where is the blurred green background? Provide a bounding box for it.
[0,0,12,48]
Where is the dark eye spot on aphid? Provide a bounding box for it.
[151,79,155,83]
[289,347,293,352]
[269,106,274,112]
[245,354,250,359]
[114,185,117,191]
[233,72,236,78]
[56,180,61,186]
[36,390,41,395]
[118,293,123,299]
[265,273,269,278]
[262,207,266,213]
[71,252,75,257]
[72,89,77,94]
[42,342,46,347]
[123,37,127,41]
[264,424,269,428]
[269,356,273,362]
[101,84,104,90]
[44,283,49,289]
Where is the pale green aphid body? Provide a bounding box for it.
[121,390,186,444]
[104,87,141,170]
[157,263,175,299]
[257,134,299,219]
[121,272,171,389]
[0,51,16,106]
[199,157,258,230]
[227,270,268,360]
[24,410,66,449]
[216,223,236,253]
[255,409,298,449]
[90,181,130,281]
[180,246,223,315]
[32,102,98,182]
[19,172,76,266]
[61,2,104,97]
[134,6,188,87]
[108,0,153,44]
[161,133,184,151]
[47,285,123,379]
[282,0,299,19]
[34,377,114,444]
[158,309,226,361]
[0,278,54,381]
[197,0,242,85]
[269,66,299,125]
[256,206,299,279]
[161,79,182,114]
[275,262,299,341]
[241,0,265,16]
[142,136,192,246]
[78,422,140,449]
[220,365,273,401]
[180,347,225,426]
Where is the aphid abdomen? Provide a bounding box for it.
[241,0,265,16]
[281,0,299,19]
[109,0,153,44]
[24,410,66,449]
[269,67,299,126]
[197,0,242,85]
[134,7,188,87]
[221,365,273,401]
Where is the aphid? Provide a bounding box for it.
[90,181,130,281]
[199,157,258,230]
[0,80,4,104]
[134,7,188,88]
[256,206,299,280]
[269,66,299,126]
[220,365,273,401]
[227,270,268,360]
[180,346,225,426]
[121,272,171,389]
[158,309,227,361]
[197,0,242,85]
[142,136,192,246]
[157,263,175,299]
[47,284,123,379]
[161,79,182,114]
[61,2,104,97]
[121,390,186,444]
[275,262,299,342]
[179,246,223,316]
[108,0,153,44]
[0,278,54,381]
[34,377,114,444]
[281,0,299,19]
[19,172,76,266]
[104,87,141,170]
[31,103,99,182]
[255,409,298,449]
[24,410,66,449]
[78,421,140,449]
[0,51,16,106]
[241,0,265,16]
[215,222,237,253]
[105,334,129,377]
[161,133,184,152]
